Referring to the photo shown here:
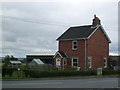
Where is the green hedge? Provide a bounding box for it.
[22,70,97,78]
[2,67,120,79]
[102,70,120,75]
[11,71,26,79]
[2,68,17,77]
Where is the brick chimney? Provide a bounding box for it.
[92,15,101,27]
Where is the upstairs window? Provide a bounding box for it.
[103,57,107,68]
[72,40,78,50]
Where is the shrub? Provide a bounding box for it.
[102,70,119,75]
[3,75,10,79]
[11,71,26,79]
[11,71,19,79]
[2,68,17,77]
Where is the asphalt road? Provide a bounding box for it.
[2,77,119,88]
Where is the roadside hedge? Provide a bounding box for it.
[22,70,97,78]
[2,67,120,79]
[2,68,17,77]
[102,70,120,75]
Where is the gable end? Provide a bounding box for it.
[54,51,67,58]
[87,25,111,43]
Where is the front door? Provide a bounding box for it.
[56,58,61,69]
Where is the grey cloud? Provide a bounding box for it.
[2,2,118,57]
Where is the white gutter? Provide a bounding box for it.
[63,58,64,70]
[84,39,87,71]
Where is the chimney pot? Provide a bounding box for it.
[92,15,101,27]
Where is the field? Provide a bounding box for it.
[0,62,26,67]
[21,63,26,67]
[0,62,4,67]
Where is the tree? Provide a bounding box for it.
[3,55,18,67]
[10,55,18,61]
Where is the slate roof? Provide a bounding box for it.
[26,55,54,60]
[58,51,67,58]
[10,61,22,64]
[54,51,67,58]
[57,25,98,40]
[33,59,44,64]
[26,55,54,64]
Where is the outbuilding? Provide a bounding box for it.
[28,59,52,71]
[9,61,22,68]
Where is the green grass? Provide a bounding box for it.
[0,63,2,66]
[0,62,26,67]
[0,74,2,79]
[22,63,26,67]
[0,62,4,67]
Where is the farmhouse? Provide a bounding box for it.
[54,15,111,70]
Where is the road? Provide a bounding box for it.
[2,77,119,88]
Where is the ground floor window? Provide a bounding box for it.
[72,57,78,68]
[103,57,107,68]
[56,58,61,66]
[88,56,92,68]
[64,59,67,65]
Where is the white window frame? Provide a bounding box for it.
[72,40,78,50]
[72,57,78,68]
[56,58,61,67]
[103,57,107,68]
[88,56,92,68]
[64,59,67,65]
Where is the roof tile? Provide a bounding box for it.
[57,25,97,40]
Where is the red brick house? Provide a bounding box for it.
[54,15,111,70]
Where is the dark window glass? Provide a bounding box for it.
[73,59,77,62]
[72,41,77,50]
[73,58,78,67]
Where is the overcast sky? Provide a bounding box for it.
[1,1,118,58]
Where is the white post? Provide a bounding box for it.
[63,59,64,70]
[85,39,87,71]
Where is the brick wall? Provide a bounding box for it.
[57,27,109,70]
[87,28,109,69]
[59,40,86,70]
